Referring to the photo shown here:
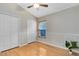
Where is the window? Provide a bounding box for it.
[38,21,46,38]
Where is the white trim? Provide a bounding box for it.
[37,40,68,50]
[72,49,79,53]
[19,41,37,47]
[19,43,28,47]
[47,32,79,36]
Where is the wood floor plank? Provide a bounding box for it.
[0,42,69,56]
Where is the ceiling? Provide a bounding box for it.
[18,3,79,18]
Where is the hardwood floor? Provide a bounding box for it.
[0,42,70,56]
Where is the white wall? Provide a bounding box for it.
[38,5,79,48]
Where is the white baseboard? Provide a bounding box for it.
[19,41,37,47]
[37,40,67,50]
[19,43,28,47]
[19,40,67,50]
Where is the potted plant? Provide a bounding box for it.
[65,41,72,55]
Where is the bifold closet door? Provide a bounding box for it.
[0,14,19,51]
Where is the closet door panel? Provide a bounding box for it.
[9,17,19,49]
[0,14,18,51]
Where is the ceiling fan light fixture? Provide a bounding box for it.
[33,3,40,8]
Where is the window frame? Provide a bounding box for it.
[37,20,46,38]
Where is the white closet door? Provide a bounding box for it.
[0,14,18,51]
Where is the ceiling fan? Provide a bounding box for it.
[27,3,48,8]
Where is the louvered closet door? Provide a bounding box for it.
[0,14,19,51]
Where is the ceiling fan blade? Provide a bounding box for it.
[27,5,33,8]
[40,4,48,7]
